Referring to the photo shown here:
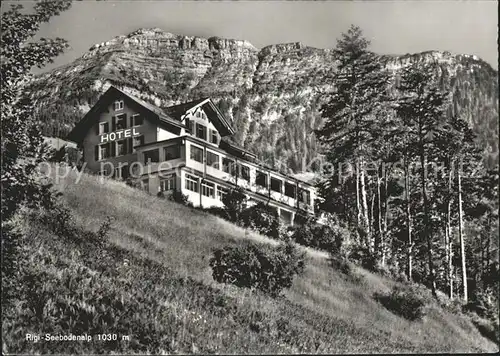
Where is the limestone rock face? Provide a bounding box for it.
[27,28,498,172]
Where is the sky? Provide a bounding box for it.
[4,0,498,72]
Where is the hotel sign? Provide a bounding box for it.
[100,128,140,143]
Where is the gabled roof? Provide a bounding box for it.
[163,98,209,120]
[165,97,235,137]
[67,86,184,143]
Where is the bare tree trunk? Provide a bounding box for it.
[360,159,371,249]
[377,170,384,265]
[420,150,437,298]
[457,159,467,302]
[404,155,413,282]
[383,164,389,266]
[446,159,453,299]
[370,188,376,252]
[356,159,361,244]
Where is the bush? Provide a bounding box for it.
[443,298,466,315]
[329,256,353,276]
[222,187,247,222]
[375,284,427,321]
[209,241,306,297]
[203,206,232,221]
[167,190,192,207]
[471,315,499,344]
[464,290,499,320]
[291,220,351,254]
[239,202,281,239]
[329,256,365,285]
[41,204,77,238]
[349,245,377,271]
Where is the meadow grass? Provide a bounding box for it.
[4,165,496,354]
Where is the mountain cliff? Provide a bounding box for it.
[27,28,499,172]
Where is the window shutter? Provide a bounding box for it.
[110,142,116,157]
[112,116,116,131]
[94,145,99,161]
[96,122,100,135]
[130,115,134,127]
[127,137,133,153]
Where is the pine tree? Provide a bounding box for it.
[316,25,390,251]
[394,63,453,298]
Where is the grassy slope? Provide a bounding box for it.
[16,166,498,353]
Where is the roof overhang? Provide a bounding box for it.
[180,98,235,137]
[67,86,184,144]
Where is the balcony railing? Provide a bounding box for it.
[137,135,316,213]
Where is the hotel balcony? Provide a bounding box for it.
[134,135,317,215]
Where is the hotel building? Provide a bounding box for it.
[68,86,319,225]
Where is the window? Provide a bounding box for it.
[196,110,206,120]
[196,123,207,140]
[131,114,143,126]
[160,175,176,192]
[206,151,219,169]
[300,189,311,205]
[115,113,127,130]
[142,179,149,192]
[256,170,267,188]
[271,177,282,193]
[239,164,250,182]
[210,130,218,144]
[185,174,198,192]
[114,167,121,179]
[217,186,229,201]
[201,181,215,198]
[190,145,203,163]
[144,149,159,164]
[284,182,296,198]
[114,100,124,111]
[119,164,129,180]
[116,140,127,156]
[164,145,181,160]
[96,143,111,160]
[223,157,236,175]
[99,122,109,135]
[133,135,144,150]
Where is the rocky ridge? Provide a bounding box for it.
[27,28,499,172]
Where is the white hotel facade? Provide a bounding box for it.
[68,86,320,225]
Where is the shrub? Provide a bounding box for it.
[464,290,499,320]
[167,190,192,207]
[209,240,306,297]
[239,202,281,239]
[97,216,113,240]
[375,284,427,321]
[329,256,353,276]
[41,204,77,239]
[349,245,377,271]
[222,187,247,222]
[291,220,351,254]
[203,206,231,221]
[329,256,365,285]
[443,298,466,315]
[471,315,499,344]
